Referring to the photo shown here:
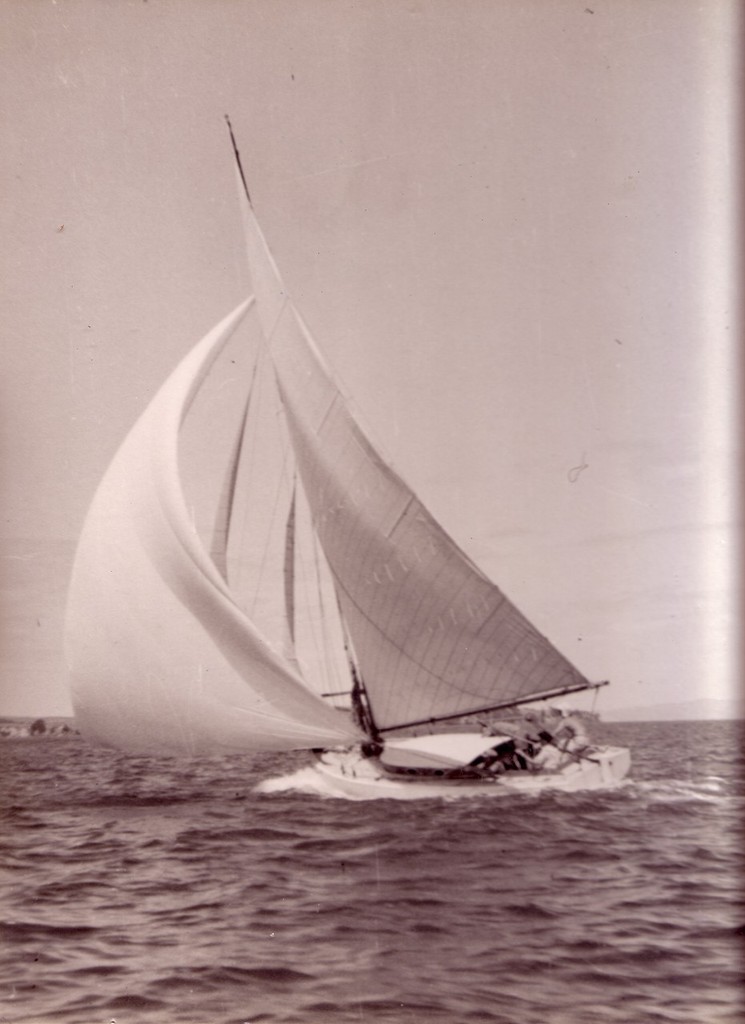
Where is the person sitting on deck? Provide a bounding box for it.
[518,707,591,771]
[468,710,550,772]
[526,740,563,771]
[542,707,590,757]
[468,737,529,772]
[518,711,546,757]
[495,707,563,771]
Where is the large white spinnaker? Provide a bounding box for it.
[65,301,362,754]
[236,176,592,735]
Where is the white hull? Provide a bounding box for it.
[313,744,631,801]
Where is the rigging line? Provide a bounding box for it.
[263,298,292,360]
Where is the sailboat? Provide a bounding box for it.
[65,126,630,799]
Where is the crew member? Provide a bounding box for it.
[543,706,589,756]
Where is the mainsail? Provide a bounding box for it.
[235,171,594,736]
[65,302,362,754]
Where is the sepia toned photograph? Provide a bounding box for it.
[1,2,740,1022]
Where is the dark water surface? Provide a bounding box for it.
[1,721,743,1024]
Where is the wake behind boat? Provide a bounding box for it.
[65,122,630,797]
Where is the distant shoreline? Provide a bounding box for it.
[0,716,80,739]
[1,704,742,741]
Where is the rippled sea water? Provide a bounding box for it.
[1,720,743,1024]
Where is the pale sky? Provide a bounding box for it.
[1,0,738,717]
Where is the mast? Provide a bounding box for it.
[350,668,379,741]
[225,114,251,205]
[338,603,378,741]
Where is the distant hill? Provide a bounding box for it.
[602,698,743,723]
